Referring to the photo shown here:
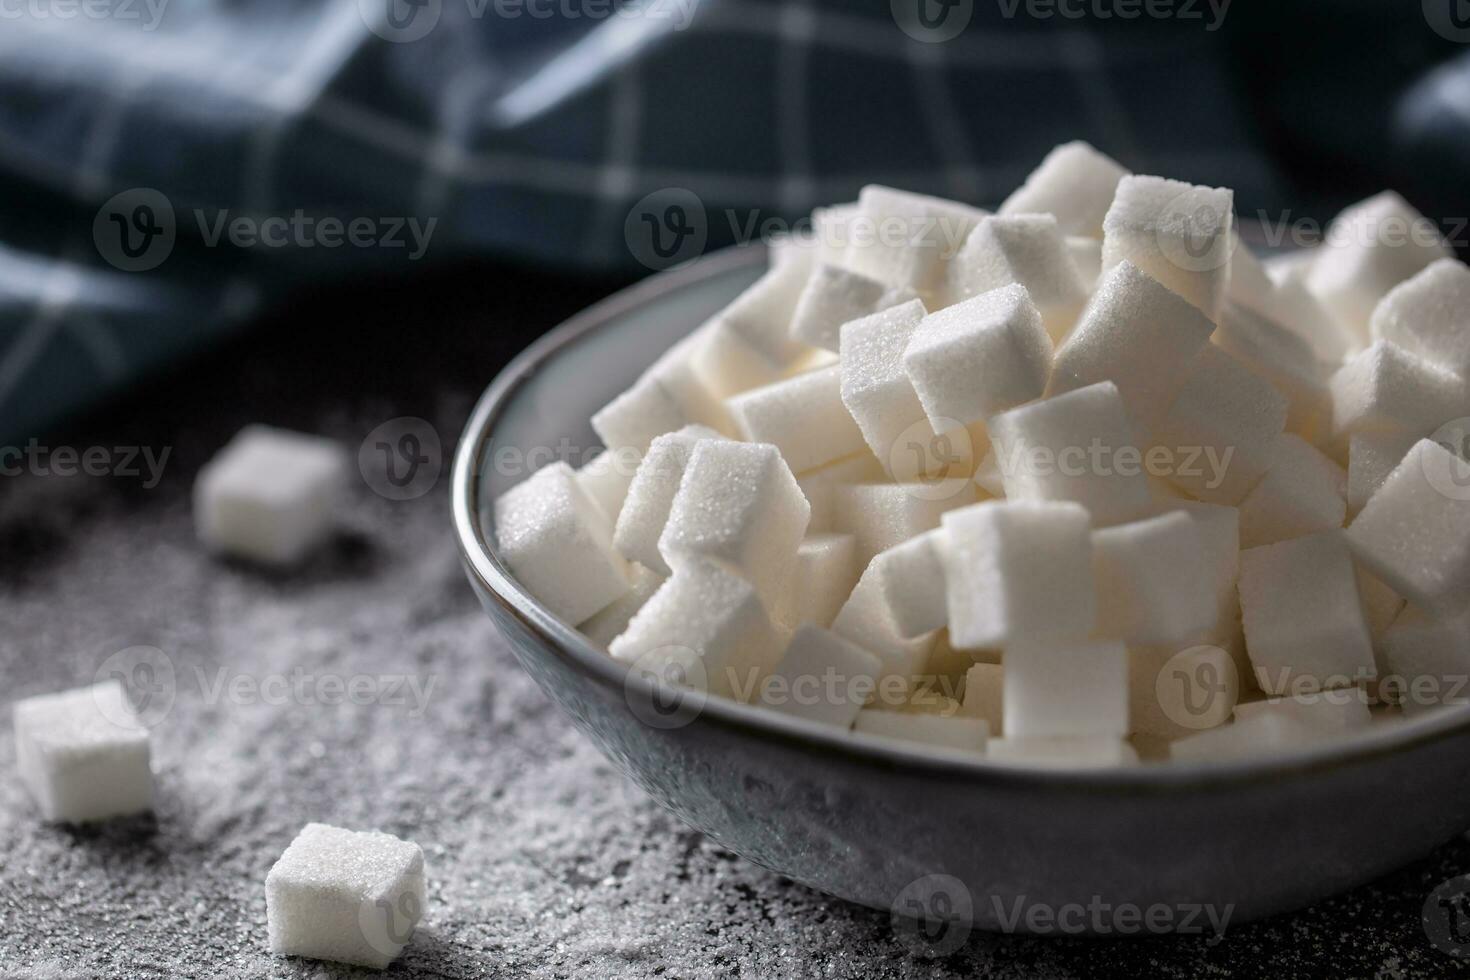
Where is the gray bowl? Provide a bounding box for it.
[451,245,1470,935]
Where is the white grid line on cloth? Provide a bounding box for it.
[906,36,987,206]
[580,61,644,264]
[73,68,154,200]
[415,63,502,220]
[0,256,81,411]
[775,0,816,213]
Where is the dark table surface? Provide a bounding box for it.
[2,258,1469,979]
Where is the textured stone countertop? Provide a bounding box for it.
[2,261,1468,979]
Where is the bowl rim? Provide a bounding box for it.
[451,244,1470,792]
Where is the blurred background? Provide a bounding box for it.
[3,0,1470,441]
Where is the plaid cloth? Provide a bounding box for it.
[0,0,1460,440]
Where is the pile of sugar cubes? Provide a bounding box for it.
[497,141,1470,767]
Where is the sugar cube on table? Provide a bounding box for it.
[1381,606,1470,717]
[789,263,916,353]
[1238,531,1376,695]
[495,461,629,625]
[839,299,937,478]
[194,425,346,566]
[1066,235,1103,287]
[575,448,640,524]
[1168,710,1313,763]
[579,563,664,648]
[831,556,939,693]
[987,736,1138,768]
[1329,341,1466,449]
[1092,512,1216,646]
[613,425,726,575]
[1003,638,1129,738]
[1129,643,1240,740]
[851,709,988,753]
[988,381,1153,526]
[13,681,152,823]
[1370,257,1470,379]
[1232,690,1372,733]
[844,185,987,304]
[265,823,426,969]
[1213,302,1332,439]
[784,533,859,628]
[1347,431,1417,517]
[947,214,1089,342]
[873,529,950,639]
[960,662,1003,730]
[902,283,1053,433]
[1238,434,1347,549]
[940,500,1096,649]
[1347,439,1470,615]
[1046,261,1216,434]
[1306,191,1452,343]
[760,626,882,728]
[795,451,888,533]
[609,563,785,700]
[999,140,1130,239]
[1102,175,1234,318]
[833,482,975,569]
[658,441,810,607]
[1151,346,1288,505]
[726,364,868,473]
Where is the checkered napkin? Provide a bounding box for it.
[0,0,1322,440]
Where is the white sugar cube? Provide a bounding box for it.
[1213,302,1332,439]
[1003,638,1128,738]
[1238,434,1347,548]
[941,500,1096,649]
[592,375,690,453]
[1381,606,1470,717]
[760,626,882,728]
[838,299,936,477]
[973,449,1005,498]
[1092,512,1215,646]
[833,481,975,568]
[1066,235,1103,287]
[1370,258,1470,379]
[988,381,1153,526]
[1168,710,1311,762]
[692,317,786,399]
[873,529,950,639]
[579,563,664,648]
[658,441,810,606]
[1227,235,1275,313]
[1102,175,1234,318]
[266,823,425,969]
[495,462,629,625]
[1347,439,1470,615]
[1233,690,1372,733]
[987,736,1138,768]
[1347,431,1416,517]
[811,202,859,268]
[902,283,1053,433]
[726,364,868,472]
[575,448,640,524]
[1238,531,1376,695]
[795,451,888,533]
[789,263,917,353]
[609,563,784,699]
[1046,261,1216,434]
[1129,643,1240,739]
[1306,191,1451,343]
[1266,274,1357,364]
[948,214,1089,342]
[960,662,1003,730]
[1329,340,1466,447]
[852,709,988,753]
[613,426,726,575]
[785,533,859,628]
[14,681,152,823]
[999,140,1129,239]
[1152,347,1288,505]
[831,556,939,692]
[844,185,986,303]
[709,258,811,374]
[194,425,346,566]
